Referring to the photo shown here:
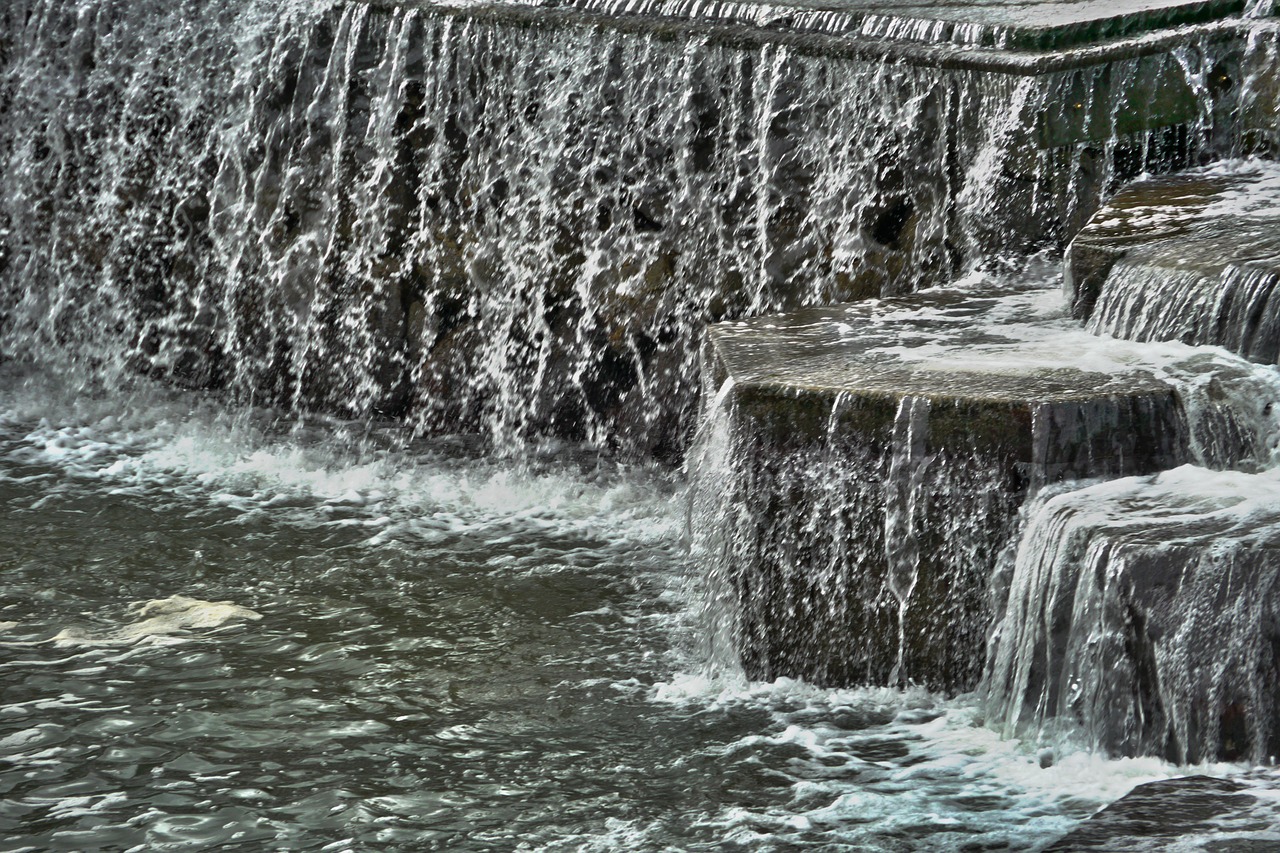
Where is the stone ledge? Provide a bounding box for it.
[364,0,1250,74]
[524,0,1253,51]
[696,285,1190,689]
[706,285,1185,441]
[987,465,1280,763]
[1066,161,1280,318]
[1065,162,1280,362]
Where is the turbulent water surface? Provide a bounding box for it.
[0,364,1220,852]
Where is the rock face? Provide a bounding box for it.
[692,285,1190,690]
[0,0,1261,456]
[1066,162,1280,365]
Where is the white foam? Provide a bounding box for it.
[0,366,684,557]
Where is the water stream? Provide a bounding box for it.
[0,362,1206,851]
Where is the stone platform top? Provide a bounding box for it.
[507,0,1254,50]
[1065,160,1280,360]
[379,0,1259,72]
[706,282,1178,405]
[1069,160,1280,263]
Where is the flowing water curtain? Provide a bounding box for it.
[687,384,1024,690]
[0,0,1033,447]
[369,16,1001,454]
[984,480,1280,763]
[1241,16,1280,154]
[0,0,239,384]
[1091,256,1280,365]
[0,0,1255,454]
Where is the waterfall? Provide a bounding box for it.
[985,467,1280,764]
[1089,256,1280,365]
[685,376,1052,692]
[0,0,1246,458]
[7,0,1280,770]
[984,348,1280,762]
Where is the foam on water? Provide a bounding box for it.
[0,596,262,648]
[0,363,684,557]
[637,674,1199,851]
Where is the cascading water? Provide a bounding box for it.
[984,462,1280,765]
[983,316,1280,766]
[684,275,1280,700]
[884,395,932,686]
[1090,258,1280,362]
[0,0,1251,458]
[1079,160,1280,363]
[981,133,1280,767]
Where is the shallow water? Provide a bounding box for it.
[0,364,1225,852]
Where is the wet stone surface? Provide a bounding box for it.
[705,282,1186,441]
[1046,774,1280,851]
[1066,161,1280,329]
[464,0,1257,51]
[697,284,1191,691]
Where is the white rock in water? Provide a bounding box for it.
[122,595,262,640]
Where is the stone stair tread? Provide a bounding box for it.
[708,283,1176,405]
[464,0,1256,52]
[1072,163,1280,247]
[1067,161,1280,317]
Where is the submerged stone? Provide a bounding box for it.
[694,285,1189,690]
[1045,775,1277,851]
[1066,162,1280,366]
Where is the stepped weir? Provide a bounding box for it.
[6,0,1280,847]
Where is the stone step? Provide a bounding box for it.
[695,284,1190,689]
[1045,775,1280,851]
[987,465,1280,764]
[411,0,1259,54]
[1066,162,1280,365]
